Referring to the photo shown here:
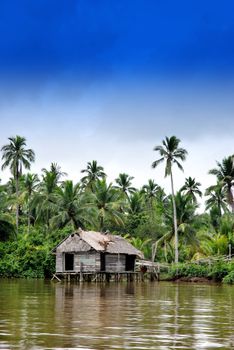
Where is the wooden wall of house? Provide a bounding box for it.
[56,252,63,272]
[55,251,136,273]
[74,252,100,272]
[55,251,101,273]
[105,254,126,272]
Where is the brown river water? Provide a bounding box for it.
[0,280,233,350]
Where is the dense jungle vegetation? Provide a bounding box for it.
[0,135,234,282]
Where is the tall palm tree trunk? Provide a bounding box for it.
[27,198,31,235]
[100,215,104,232]
[15,173,19,236]
[170,171,179,263]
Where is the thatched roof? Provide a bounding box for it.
[52,229,144,258]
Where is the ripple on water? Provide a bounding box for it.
[0,281,233,350]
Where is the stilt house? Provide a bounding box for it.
[52,229,144,274]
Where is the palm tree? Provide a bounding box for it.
[142,179,160,212]
[51,180,94,229]
[81,160,106,191]
[114,173,136,198]
[152,136,187,263]
[152,192,198,262]
[93,179,123,231]
[21,173,40,234]
[1,136,35,234]
[128,191,144,214]
[209,156,234,212]
[32,170,58,229]
[42,162,67,183]
[205,183,228,217]
[142,179,159,198]
[127,236,151,258]
[181,177,202,202]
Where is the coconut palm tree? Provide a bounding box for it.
[181,177,202,203]
[142,179,159,200]
[51,180,94,229]
[114,173,136,198]
[93,179,124,231]
[205,183,228,217]
[81,160,106,191]
[152,136,187,263]
[1,136,35,234]
[21,173,40,234]
[128,191,144,214]
[32,170,58,229]
[42,163,67,183]
[209,156,234,212]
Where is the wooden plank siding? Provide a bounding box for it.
[55,252,132,273]
[56,252,101,273]
[105,254,126,272]
[75,252,100,272]
[56,252,63,272]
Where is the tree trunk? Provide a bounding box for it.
[100,215,104,232]
[170,171,179,263]
[15,174,19,236]
[27,199,30,235]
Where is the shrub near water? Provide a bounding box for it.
[222,261,234,284]
[168,263,209,279]
[0,227,62,278]
[168,261,234,283]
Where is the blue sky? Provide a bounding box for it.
[1,0,234,207]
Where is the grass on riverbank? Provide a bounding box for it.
[163,261,234,284]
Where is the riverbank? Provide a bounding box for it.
[0,232,234,284]
[160,261,234,284]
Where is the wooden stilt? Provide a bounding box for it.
[51,273,61,282]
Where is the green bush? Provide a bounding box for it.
[167,260,234,282]
[223,270,234,284]
[0,225,67,278]
[168,263,209,279]
[208,261,230,281]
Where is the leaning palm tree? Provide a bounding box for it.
[181,177,202,203]
[1,136,35,234]
[81,160,106,191]
[152,136,187,263]
[114,173,136,198]
[209,156,234,212]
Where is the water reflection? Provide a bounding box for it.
[0,280,233,349]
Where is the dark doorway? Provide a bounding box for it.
[126,255,135,271]
[100,253,106,271]
[65,253,74,271]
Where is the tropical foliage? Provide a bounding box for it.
[0,135,233,281]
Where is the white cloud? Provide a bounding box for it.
[0,76,233,215]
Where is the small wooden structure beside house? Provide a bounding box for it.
[52,229,144,282]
